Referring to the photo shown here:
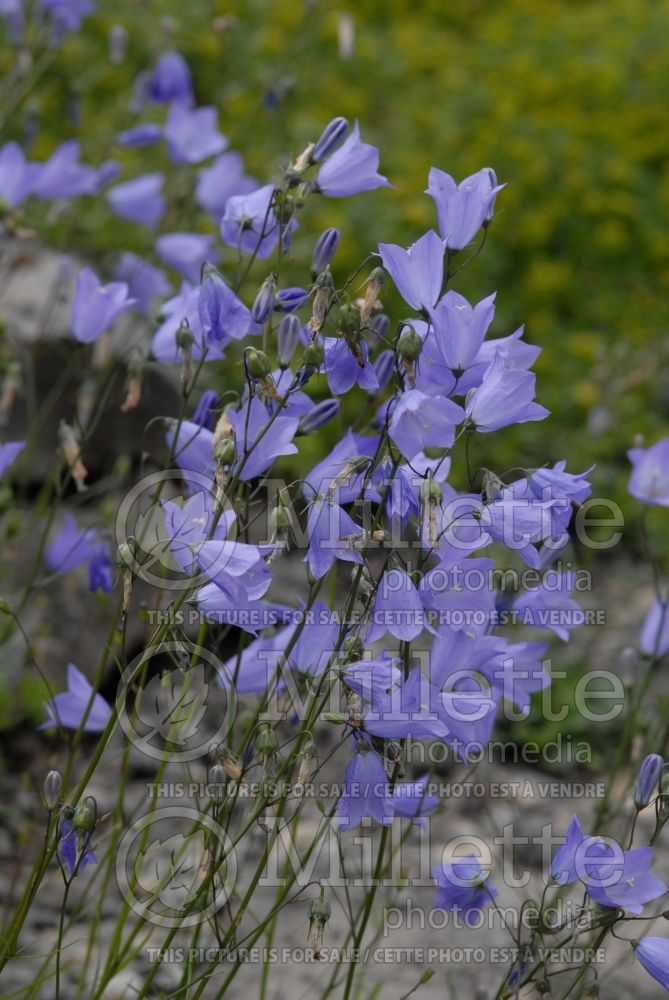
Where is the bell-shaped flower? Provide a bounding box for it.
[107,173,165,229]
[378,230,444,312]
[196,151,258,220]
[164,104,227,165]
[40,663,112,733]
[316,122,390,198]
[389,389,463,460]
[71,267,135,343]
[426,167,504,250]
[628,437,669,506]
[465,350,549,432]
[156,232,218,283]
[336,738,394,830]
[306,497,365,580]
[221,184,296,259]
[432,855,498,925]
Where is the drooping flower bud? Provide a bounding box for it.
[298,399,339,435]
[213,437,236,467]
[296,735,316,790]
[268,502,293,562]
[397,326,422,361]
[212,744,246,785]
[397,325,422,389]
[269,503,292,538]
[59,420,87,493]
[0,359,21,421]
[72,799,96,835]
[343,634,364,663]
[116,538,136,615]
[302,340,325,368]
[359,266,385,326]
[635,754,664,809]
[208,764,227,802]
[307,888,331,959]
[43,770,63,811]
[421,476,443,548]
[251,274,277,325]
[120,353,144,413]
[311,228,341,278]
[308,269,334,335]
[312,117,349,163]
[257,724,279,779]
[108,24,128,64]
[176,318,194,390]
[245,348,273,381]
[277,314,302,368]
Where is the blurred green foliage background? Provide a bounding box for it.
[4,0,669,510]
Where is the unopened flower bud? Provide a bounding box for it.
[176,318,194,388]
[311,228,340,278]
[245,348,273,381]
[72,800,96,835]
[302,340,325,368]
[269,504,292,537]
[420,478,443,503]
[338,302,360,336]
[360,267,385,326]
[212,745,245,785]
[343,635,364,663]
[252,274,277,325]
[312,117,349,163]
[298,399,339,435]
[277,314,302,368]
[635,754,664,809]
[208,764,227,801]
[397,327,422,361]
[116,538,136,569]
[372,350,394,394]
[59,420,87,492]
[256,724,279,758]
[307,889,331,958]
[43,770,63,810]
[108,24,128,64]
[214,437,236,467]
[308,270,334,334]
